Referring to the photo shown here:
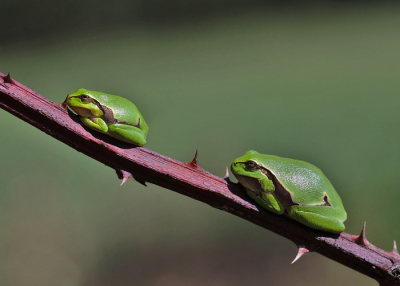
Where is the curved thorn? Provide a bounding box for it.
[191,149,198,165]
[186,149,201,169]
[223,166,231,183]
[2,72,14,84]
[291,247,309,264]
[120,176,131,186]
[351,222,371,246]
[390,240,399,256]
[116,170,133,186]
[224,166,230,179]
[61,95,69,109]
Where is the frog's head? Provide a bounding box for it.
[231,150,262,177]
[66,89,103,117]
[231,150,275,193]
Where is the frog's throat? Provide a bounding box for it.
[69,106,97,118]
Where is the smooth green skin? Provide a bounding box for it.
[66,89,148,146]
[231,150,347,233]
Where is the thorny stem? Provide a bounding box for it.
[0,72,399,285]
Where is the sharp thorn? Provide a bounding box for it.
[61,94,69,109]
[223,166,232,183]
[191,149,198,165]
[2,73,14,84]
[120,176,131,186]
[224,166,230,179]
[390,240,399,256]
[116,169,147,187]
[116,170,133,186]
[291,247,309,264]
[186,149,201,169]
[352,222,371,246]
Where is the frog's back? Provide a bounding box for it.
[91,92,142,124]
[259,154,344,208]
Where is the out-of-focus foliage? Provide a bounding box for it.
[1,1,400,285]
[2,0,345,43]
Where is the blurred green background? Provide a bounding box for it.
[1,1,400,285]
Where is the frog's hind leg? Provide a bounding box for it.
[108,124,147,146]
[287,205,346,233]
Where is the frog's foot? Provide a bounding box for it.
[108,124,147,146]
[246,190,285,215]
[80,117,108,133]
[287,205,345,234]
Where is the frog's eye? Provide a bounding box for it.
[246,161,258,170]
[81,94,91,103]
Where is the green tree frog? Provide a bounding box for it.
[231,150,347,233]
[66,89,149,146]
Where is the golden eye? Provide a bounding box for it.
[81,95,90,103]
[246,161,257,170]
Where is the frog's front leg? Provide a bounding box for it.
[247,190,285,215]
[287,205,346,233]
[80,117,108,133]
[108,124,147,146]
